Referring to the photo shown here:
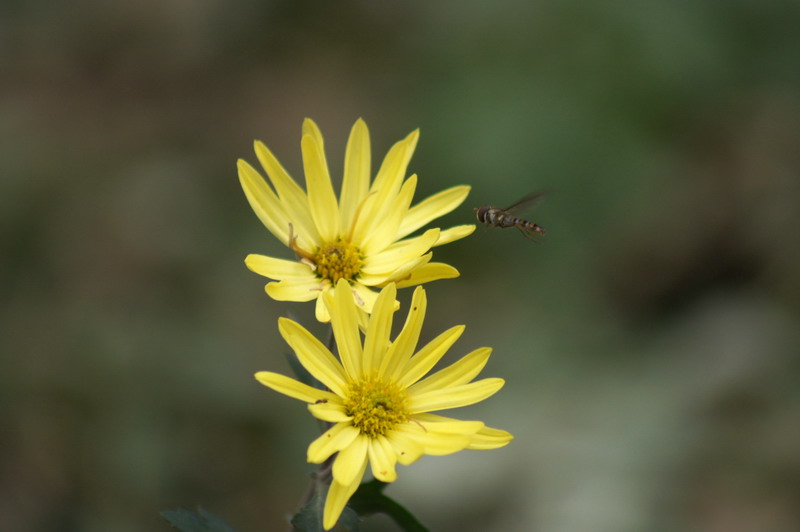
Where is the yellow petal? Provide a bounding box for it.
[412,413,484,435]
[254,372,338,404]
[379,286,426,379]
[360,175,417,256]
[371,128,419,193]
[368,436,398,482]
[362,283,397,374]
[395,262,459,289]
[308,423,360,464]
[356,253,431,287]
[350,129,418,243]
[237,159,290,245]
[350,282,379,313]
[315,287,332,322]
[466,426,514,450]
[397,185,471,240]
[434,224,475,247]
[278,317,347,396]
[332,434,369,487]
[253,140,320,250]
[408,347,492,396]
[356,306,370,332]
[302,118,325,149]
[308,401,352,423]
[245,254,315,280]
[265,279,321,302]
[302,134,339,242]
[386,430,424,466]
[380,253,432,285]
[409,378,505,413]
[323,457,368,531]
[329,279,363,379]
[396,325,465,388]
[340,119,371,230]
[393,423,471,455]
[360,228,439,275]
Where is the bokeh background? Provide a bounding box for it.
[3,1,800,531]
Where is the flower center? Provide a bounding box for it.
[344,376,409,438]
[313,239,363,283]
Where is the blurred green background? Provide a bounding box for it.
[3,1,800,531]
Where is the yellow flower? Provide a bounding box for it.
[255,280,513,530]
[239,118,475,321]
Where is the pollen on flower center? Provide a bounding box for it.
[344,376,409,438]
[313,239,363,283]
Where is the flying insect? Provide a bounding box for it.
[474,192,547,238]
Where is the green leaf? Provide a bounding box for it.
[291,481,360,532]
[160,507,237,532]
[348,480,428,532]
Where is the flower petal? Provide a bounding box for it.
[434,224,475,247]
[350,129,418,244]
[409,378,505,413]
[237,159,290,245]
[371,128,418,193]
[329,279,363,379]
[408,347,492,396]
[368,436,398,482]
[362,283,396,375]
[397,185,471,240]
[265,279,321,302]
[396,325,465,388]
[412,413,484,435]
[360,175,417,256]
[360,228,439,275]
[245,254,315,280]
[394,262,459,289]
[315,287,333,322]
[253,140,320,251]
[254,371,338,404]
[332,434,370,487]
[308,423,360,464]
[394,423,472,455]
[386,429,425,466]
[357,253,432,287]
[382,253,433,284]
[302,134,339,242]
[466,426,514,450]
[323,457,368,531]
[278,317,347,396]
[302,118,325,149]
[308,401,352,423]
[340,119,371,230]
[350,282,379,313]
[379,286,426,379]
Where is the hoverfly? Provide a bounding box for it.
[474,191,547,238]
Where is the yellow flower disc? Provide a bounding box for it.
[313,239,363,284]
[344,376,409,438]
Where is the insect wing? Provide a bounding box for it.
[502,190,549,215]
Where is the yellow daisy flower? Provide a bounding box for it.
[256,279,513,530]
[238,118,475,321]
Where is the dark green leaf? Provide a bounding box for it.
[348,480,428,532]
[291,481,360,532]
[290,483,326,532]
[160,507,237,532]
[338,506,360,532]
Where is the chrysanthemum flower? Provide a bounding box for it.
[255,279,513,530]
[239,118,475,321]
